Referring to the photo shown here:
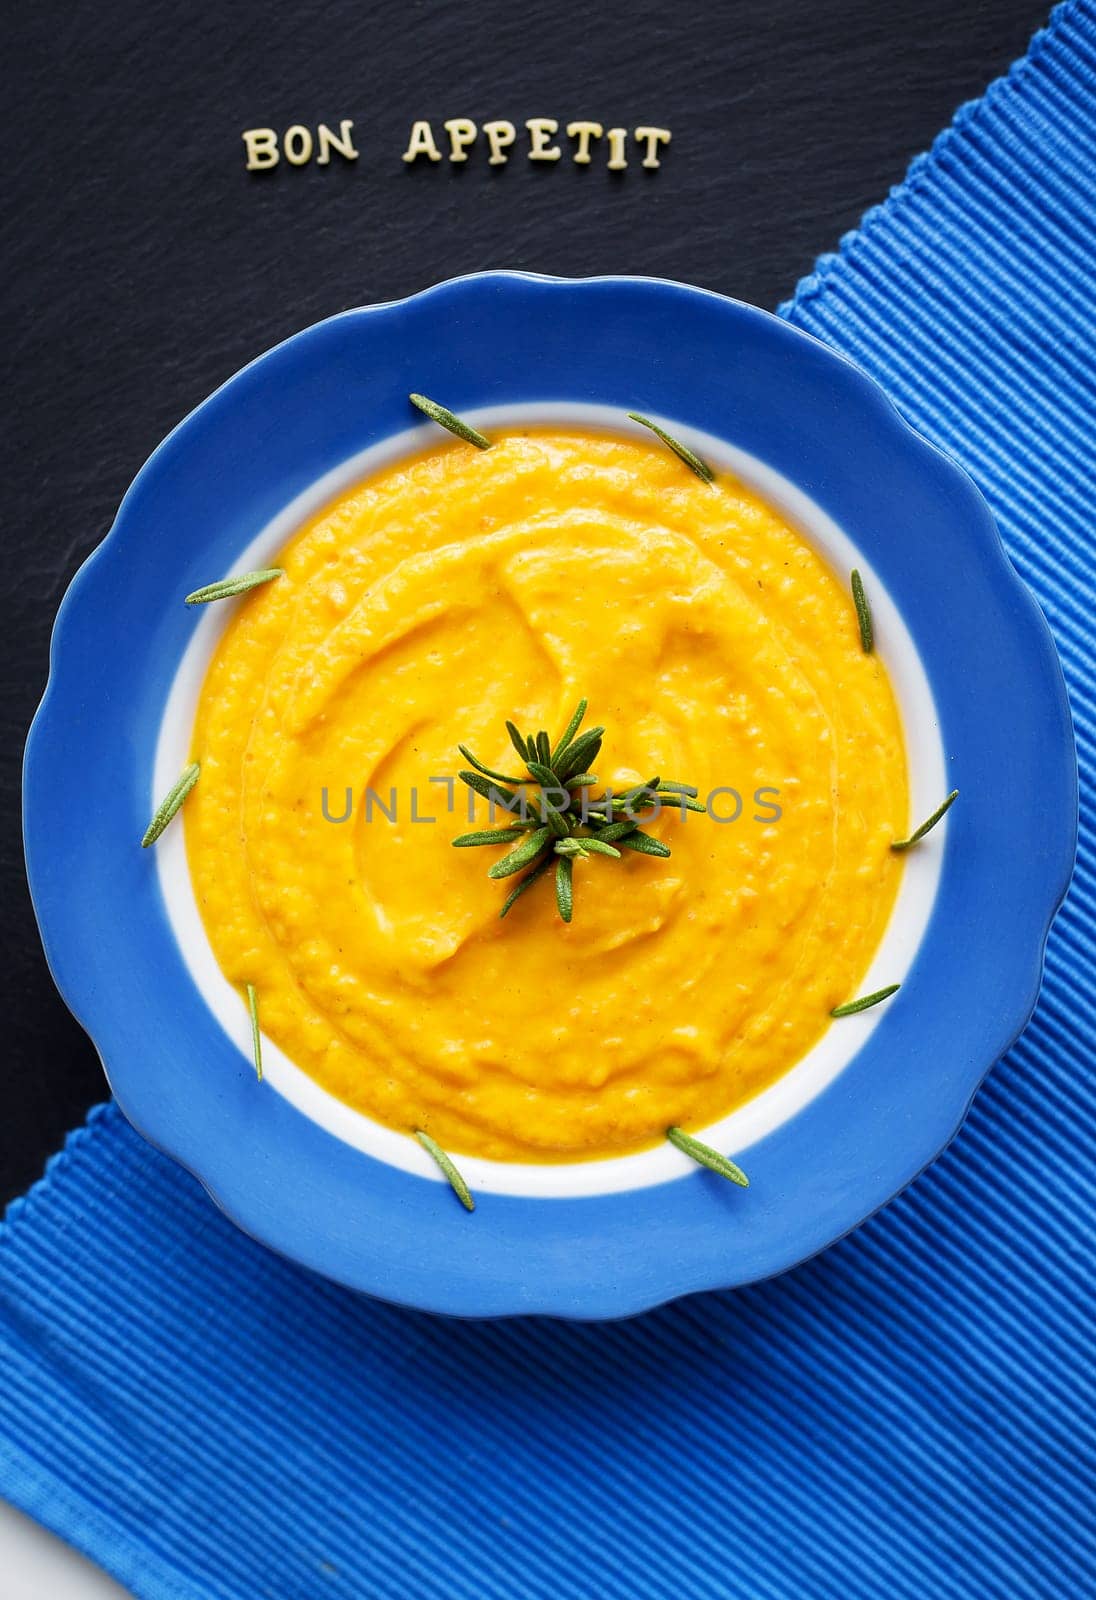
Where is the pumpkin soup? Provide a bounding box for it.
[185,428,907,1163]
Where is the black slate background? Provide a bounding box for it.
[2,0,1047,1204]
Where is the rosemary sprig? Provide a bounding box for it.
[415,1130,475,1211]
[141,762,200,847]
[891,790,959,852]
[185,569,284,606]
[409,393,491,450]
[850,568,873,653]
[666,1126,749,1187]
[453,701,695,922]
[831,983,900,1017]
[246,984,263,1081]
[627,412,714,485]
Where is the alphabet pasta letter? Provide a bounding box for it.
[242,128,279,170]
[402,121,442,163]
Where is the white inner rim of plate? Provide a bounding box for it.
[155,402,947,1198]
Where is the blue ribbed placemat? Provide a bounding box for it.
[4,6,1095,1596]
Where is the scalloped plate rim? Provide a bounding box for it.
[22,271,1078,1319]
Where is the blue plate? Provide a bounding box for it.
[23,273,1077,1318]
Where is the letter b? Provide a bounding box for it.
[242,128,279,170]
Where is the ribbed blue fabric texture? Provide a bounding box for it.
[4,6,1095,1595]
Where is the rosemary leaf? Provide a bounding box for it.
[409,393,490,450]
[851,568,873,653]
[891,790,959,852]
[581,838,622,858]
[536,731,551,767]
[550,698,588,764]
[452,826,528,847]
[583,793,614,823]
[457,745,525,786]
[487,826,552,879]
[667,1126,749,1187]
[566,773,599,787]
[639,793,706,814]
[141,762,200,847]
[601,796,672,819]
[557,729,605,781]
[628,412,715,485]
[415,1130,475,1211]
[185,568,284,606]
[658,781,700,798]
[499,855,554,918]
[619,776,661,804]
[545,808,571,840]
[246,984,263,1082]
[458,770,519,807]
[616,831,672,858]
[831,983,900,1017]
[555,856,574,922]
[616,786,665,818]
[593,819,640,843]
[505,720,529,762]
[566,741,605,784]
[554,838,588,858]
[525,758,563,790]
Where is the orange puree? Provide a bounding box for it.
[186,429,907,1161]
